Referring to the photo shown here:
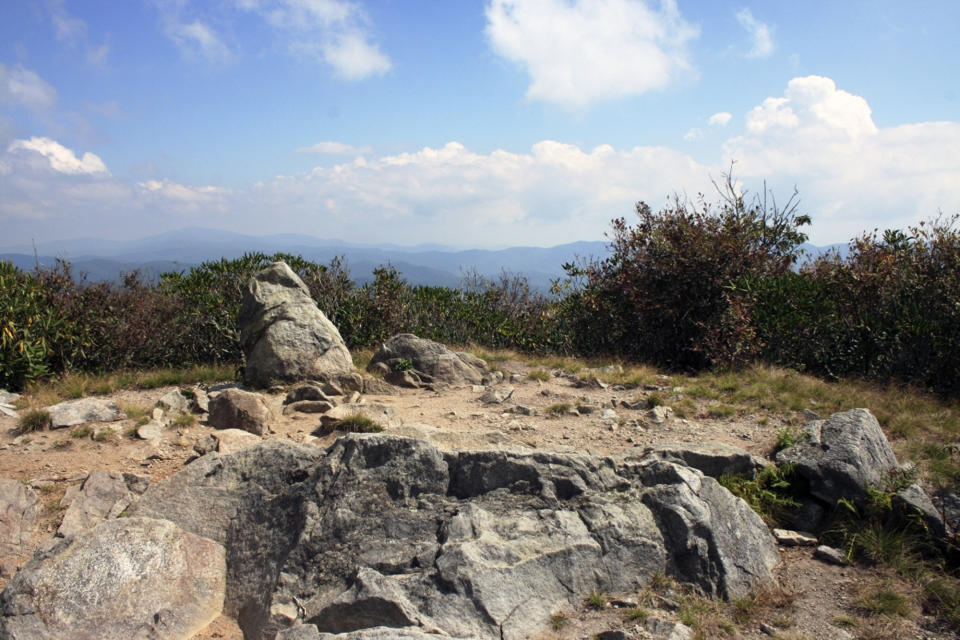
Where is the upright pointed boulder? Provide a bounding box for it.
[239,261,353,388]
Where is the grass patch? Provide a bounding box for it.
[527,369,551,382]
[350,348,375,371]
[93,428,114,442]
[16,408,51,434]
[69,425,92,439]
[545,402,571,416]
[20,365,235,406]
[856,585,913,618]
[706,403,740,418]
[171,412,196,428]
[549,612,567,631]
[338,413,384,433]
[623,607,649,622]
[585,591,607,610]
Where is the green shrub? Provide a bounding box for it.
[337,413,384,433]
[718,464,801,526]
[558,173,809,369]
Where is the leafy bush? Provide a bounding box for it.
[560,174,809,369]
[756,217,960,394]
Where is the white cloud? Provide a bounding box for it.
[7,137,109,175]
[47,0,86,43]
[295,141,372,155]
[723,75,960,242]
[708,111,732,127]
[683,128,703,141]
[87,43,111,67]
[138,179,230,211]
[485,0,699,107]
[321,32,391,79]
[236,0,391,79]
[0,63,58,112]
[169,20,233,63]
[736,8,773,58]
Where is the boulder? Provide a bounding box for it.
[637,460,779,599]
[0,479,37,557]
[46,398,125,429]
[57,470,151,539]
[283,401,335,416]
[776,409,900,507]
[157,389,191,413]
[0,517,226,640]
[892,484,948,540]
[361,378,399,396]
[208,388,274,436]
[239,261,354,388]
[367,335,487,387]
[284,384,335,405]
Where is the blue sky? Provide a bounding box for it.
[1,0,958,249]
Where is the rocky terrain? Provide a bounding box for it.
[0,262,956,640]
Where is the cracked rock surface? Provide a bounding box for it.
[3,433,780,640]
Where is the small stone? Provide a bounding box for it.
[648,406,673,424]
[151,407,164,421]
[773,528,818,547]
[282,400,335,415]
[814,545,848,566]
[136,420,164,441]
[480,386,514,405]
[760,622,777,636]
[600,409,618,422]
[157,389,190,413]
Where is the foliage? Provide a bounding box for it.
[15,408,51,434]
[337,413,384,433]
[718,464,802,527]
[753,215,960,394]
[559,173,809,369]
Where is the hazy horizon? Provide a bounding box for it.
[1,1,958,250]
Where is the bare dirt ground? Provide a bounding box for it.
[0,359,954,640]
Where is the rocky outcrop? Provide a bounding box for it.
[208,388,274,436]
[635,442,764,479]
[0,517,226,640]
[117,434,776,640]
[367,335,487,387]
[0,480,37,557]
[776,408,900,507]
[45,397,125,429]
[637,460,779,599]
[56,470,151,539]
[239,261,354,388]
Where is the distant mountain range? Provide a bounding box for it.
[0,227,851,291]
[0,227,611,291]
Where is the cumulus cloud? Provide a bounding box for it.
[683,128,703,141]
[485,0,699,107]
[236,0,391,79]
[708,111,732,127]
[724,75,960,242]
[0,63,58,112]
[138,179,230,211]
[735,8,773,58]
[7,137,108,175]
[295,141,372,155]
